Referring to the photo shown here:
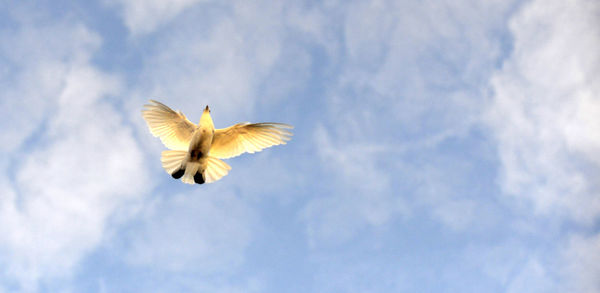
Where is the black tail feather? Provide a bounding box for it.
[171,169,185,179]
[194,172,205,184]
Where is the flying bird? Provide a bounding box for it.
[142,100,293,184]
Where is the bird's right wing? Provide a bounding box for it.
[141,100,196,150]
[210,122,293,159]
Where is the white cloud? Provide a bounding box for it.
[343,0,395,70]
[505,258,556,293]
[459,241,559,292]
[561,233,600,293]
[0,15,151,291]
[301,0,516,246]
[339,0,514,138]
[106,0,210,35]
[469,242,529,286]
[127,0,289,126]
[302,125,408,247]
[467,233,600,293]
[285,3,341,57]
[121,274,265,293]
[486,1,600,290]
[312,258,407,293]
[487,0,600,223]
[0,22,100,153]
[124,190,256,273]
[225,152,301,204]
[430,199,477,231]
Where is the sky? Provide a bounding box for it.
[0,0,599,292]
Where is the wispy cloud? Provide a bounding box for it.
[1,0,598,292]
[105,0,210,35]
[486,0,600,290]
[487,0,600,224]
[125,1,291,125]
[301,0,515,247]
[302,125,407,247]
[0,11,150,291]
[124,191,256,273]
[0,21,98,153]
[561,233,600,292]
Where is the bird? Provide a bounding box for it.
[141,100,293,184]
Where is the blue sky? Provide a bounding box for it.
[1,0,599,292]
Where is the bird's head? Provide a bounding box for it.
[200,105,214,127]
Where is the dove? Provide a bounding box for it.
[142,100,293,184]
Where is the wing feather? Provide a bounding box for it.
[209,122,293,159]
[141,100,196,150]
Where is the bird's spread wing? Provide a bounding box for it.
[210,122,293,159]
[141,100,196,150]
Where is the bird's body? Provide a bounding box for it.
[141,100,292,184]
[171,106,215,184]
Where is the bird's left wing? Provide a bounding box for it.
[210,122,293,159]
[142,100,196,150]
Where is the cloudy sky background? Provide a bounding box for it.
[1,0,599,292]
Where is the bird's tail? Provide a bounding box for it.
[204,156,231,183]
[161,150,231,184]
[161,150,201,184]
[161,150,187,179]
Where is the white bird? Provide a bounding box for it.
[141,100,293,184]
